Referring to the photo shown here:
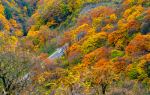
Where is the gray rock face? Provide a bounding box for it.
[48,43,69,60]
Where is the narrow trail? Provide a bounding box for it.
[79,2,118,15]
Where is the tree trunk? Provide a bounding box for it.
[101,83,107,95]
[1,76,11,95]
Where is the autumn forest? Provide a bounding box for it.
[0,0,150,95]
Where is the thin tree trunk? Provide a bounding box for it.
[1,77,11,95]
[101,83,107,95]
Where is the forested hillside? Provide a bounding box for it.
[0,0,150,95]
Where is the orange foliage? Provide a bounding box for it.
[38,53,49,61]
[70,24,94,42]
[9,19,21,29]
[108,30,126,45]
[126,34,150,56]
[125,20,140,31]
[143,53,150,61]
[67,44,81,54]
[94,58,109,67]
[27,25,57,49]
[89,6,115,19]
[144,9,150,21]
[113,58,128,74]
[43,58,53,65]
[27,30,39,37]
[67,43,81,63]
[77,15,92,26]
[0,14,10,31]
[91,58,113,89]
[82,47,110,66]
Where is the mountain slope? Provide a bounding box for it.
[0,0,150,95]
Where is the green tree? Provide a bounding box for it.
[4,7,12,20]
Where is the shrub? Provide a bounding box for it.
[111,49,124,58]
[127,65,139,79]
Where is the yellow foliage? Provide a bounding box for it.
[9,19,19,28]
[0,14,10,31]
[137,59,146,74]
[27,30,39,37]
[81,32,108,54]
[117,19,127,31]
[110,14,117,21]
[123,5,144,21]
[67,0,84,12]
[73,24,91,34]
[0,32,18,52]
[92,17,103,30]
[123,9,132,18]
[46,19,56,27]
[15,30,23,37]
[37,71,51,84]
[136,53,150,79]
[71,24,95,42]
[30,25,39,31]
[102,24,114,31]
[0,4,4,14]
